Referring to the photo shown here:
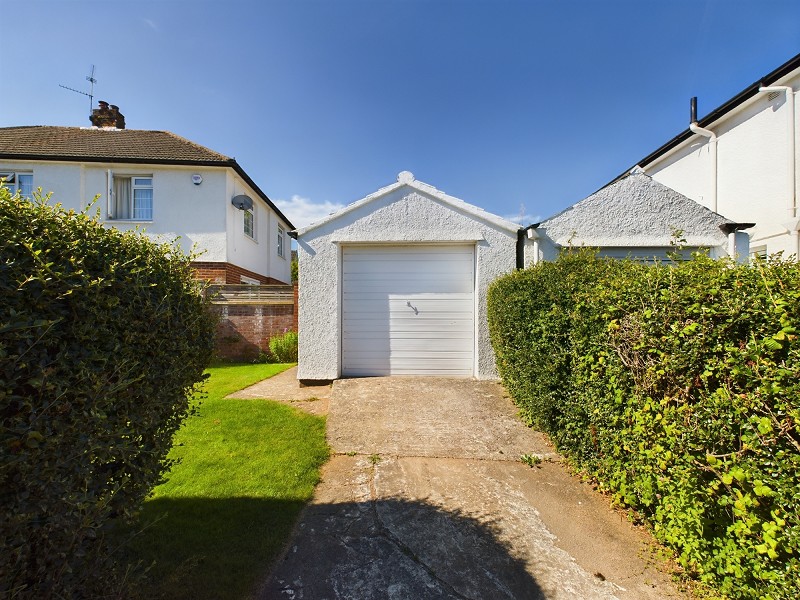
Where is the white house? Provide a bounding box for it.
[294,171,523,381]
[632,52,800,260]
[0,103,293,284]
[527,171,751,264]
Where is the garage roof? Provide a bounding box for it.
[295,171,521,236]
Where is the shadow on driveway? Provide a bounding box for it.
[262,495,544,600]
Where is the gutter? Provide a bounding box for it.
[721,222,756,260]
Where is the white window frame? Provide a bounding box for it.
[0,171,33,197]
[277,225,285,258]
[131,177,153,220]
[244,206,255,239]
[749,245,768,261]
[107,172,153,221]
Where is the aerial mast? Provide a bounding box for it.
[59,65,97,116]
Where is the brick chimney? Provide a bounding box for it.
[90,100,125,129]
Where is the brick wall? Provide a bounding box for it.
[192,261,287,285]
[212,302,295,361]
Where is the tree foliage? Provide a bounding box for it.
[488,250,800,599]
[0,187,216,597]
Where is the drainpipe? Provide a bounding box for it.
[759,84,798,257]
[526,224,540,265]
[516,229,525,269]
[689,97,718,212]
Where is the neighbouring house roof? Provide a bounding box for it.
[607,52,800,186]
[536,171,750,248]
[296,170,521,237]
[0,125,294,228]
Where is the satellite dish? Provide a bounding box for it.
[231,194,253,211]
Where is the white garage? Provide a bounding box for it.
[342,244,475,376]
[294,171,523,381]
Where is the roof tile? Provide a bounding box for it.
[0,126,232,164]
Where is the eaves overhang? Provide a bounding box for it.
[602,52,800,190]
[0,151,294,230]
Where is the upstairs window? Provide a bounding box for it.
[244,206,255,239]
[0,172,33,197]
[277,225,285,257]
[109,175,153,220]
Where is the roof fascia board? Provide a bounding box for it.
[601,53,800,190]
[639,53,800,170]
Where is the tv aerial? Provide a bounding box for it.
[59,65,97,115]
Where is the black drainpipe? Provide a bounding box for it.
[516,228,525,270]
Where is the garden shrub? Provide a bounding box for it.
[488,250,800,599]
[0,187,216,598]
[269,330,298,362]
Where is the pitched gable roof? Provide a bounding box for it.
[0,126,294,229]
[538,171,744,247]
[296,171,521,236]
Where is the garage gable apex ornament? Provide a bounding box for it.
[295,171,521,237]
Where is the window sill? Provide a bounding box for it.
[106,219,153,224]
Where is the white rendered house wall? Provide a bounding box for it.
[645,70,800,258]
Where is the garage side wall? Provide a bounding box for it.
[297,187,518,380]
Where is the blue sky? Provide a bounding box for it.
[2,0,799,228]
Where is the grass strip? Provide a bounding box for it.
[128,363,329,599]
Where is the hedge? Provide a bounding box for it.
[0,187,216,597]
[488,250,800,599]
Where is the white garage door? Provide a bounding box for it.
[342,245,475,376]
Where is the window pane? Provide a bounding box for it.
[133,188,153,219]
[133,178,152,186]
[18,174,33,197]
[277,226,284,256]
[244,209,254,238]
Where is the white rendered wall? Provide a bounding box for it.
[646,71,800,258]
[0,159,291,281]
[297,186,518,381]
[225,171,291,283]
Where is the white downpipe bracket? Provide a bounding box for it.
[689,122,718,212]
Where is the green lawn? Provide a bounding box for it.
[128,363,329,599]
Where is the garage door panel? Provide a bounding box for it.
[344,337,472,352]
[343,318,473,332]
[342,244,475,377]
[345,259,472,272]
[342,330,473,340]
[343,280,473,294]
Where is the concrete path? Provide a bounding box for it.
[257,377,687,600]
[228,366,331,416]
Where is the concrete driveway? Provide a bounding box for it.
[258,377,687,600]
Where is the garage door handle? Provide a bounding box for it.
[407,301,419,315]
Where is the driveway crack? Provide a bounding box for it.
[367,462,478,600]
